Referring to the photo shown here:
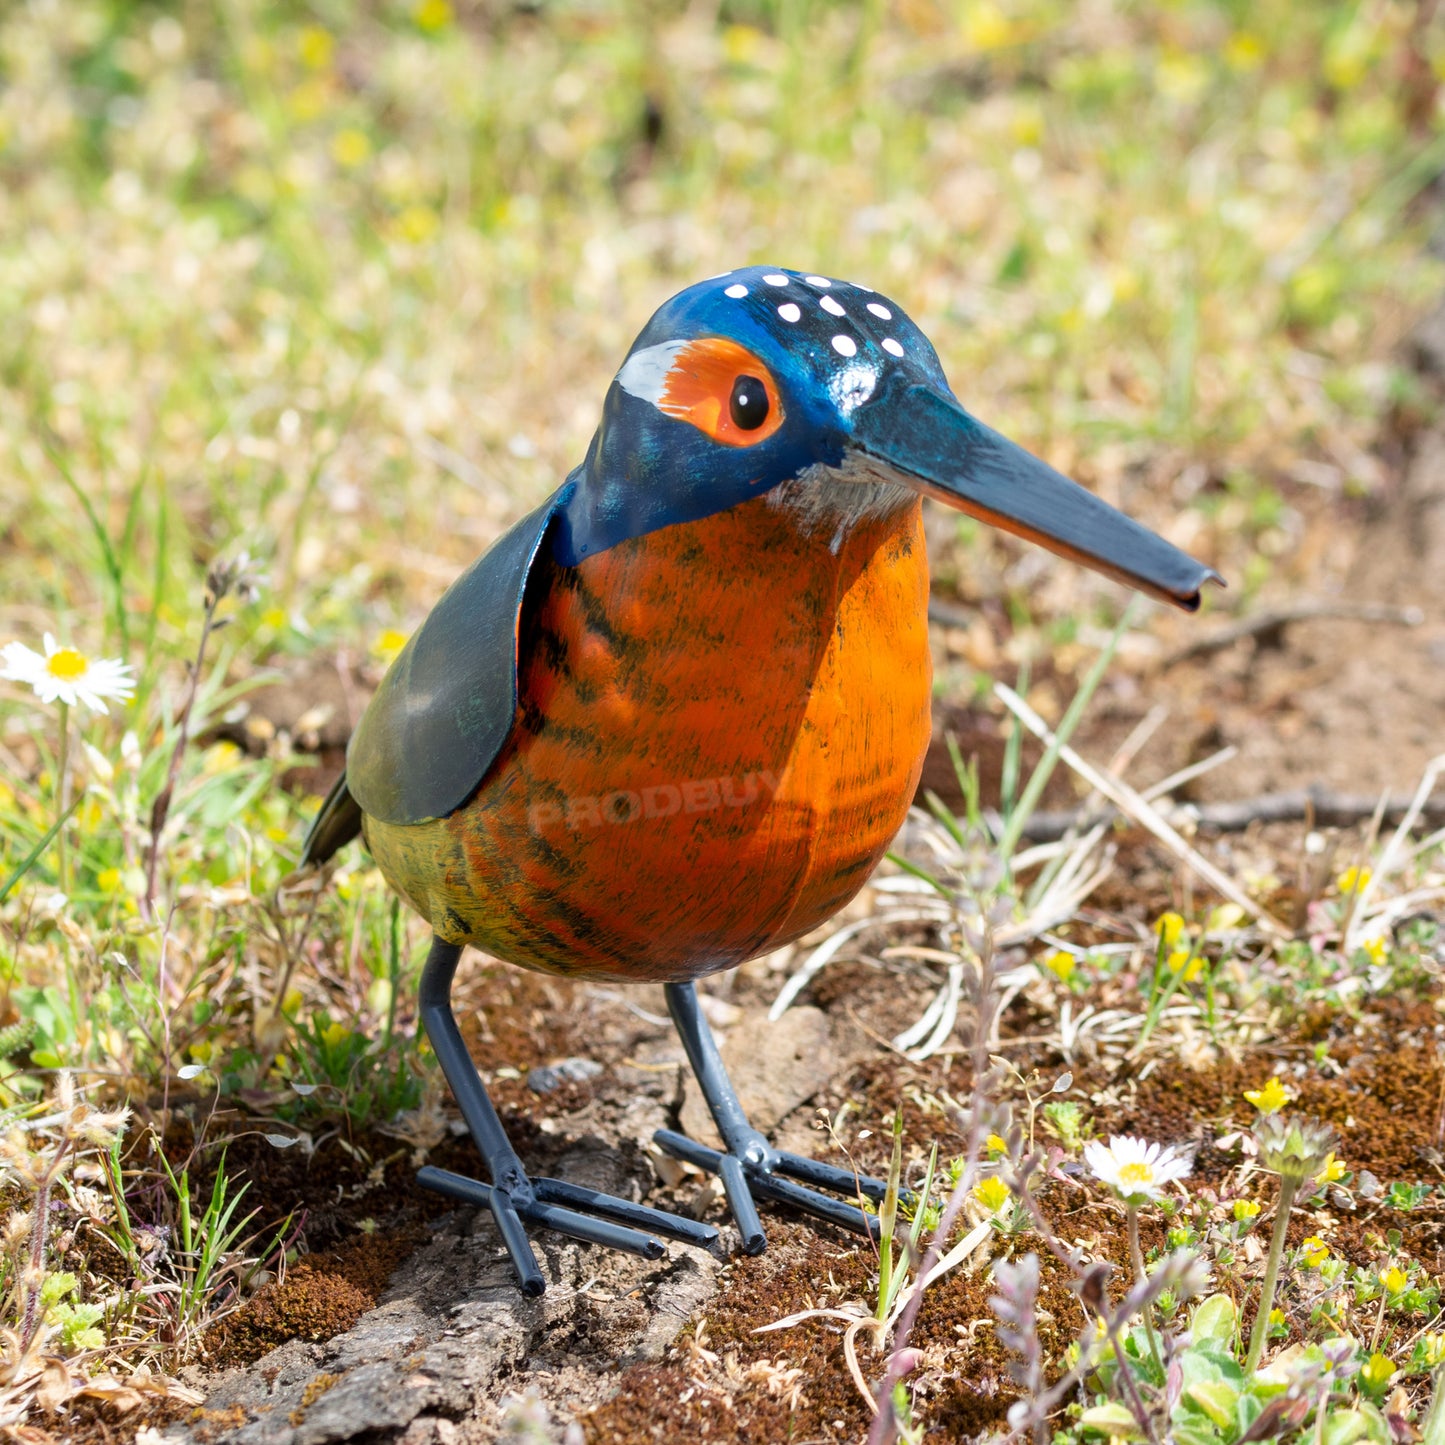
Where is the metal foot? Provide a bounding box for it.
[418,938,719,1295]
[654,982,904,1253]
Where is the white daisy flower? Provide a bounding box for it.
[1,634,135,714]
[1084,1134,1192,1204]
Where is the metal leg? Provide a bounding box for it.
[415,938,719,1295]
[654,981,901,1250]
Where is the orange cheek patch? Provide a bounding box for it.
[658,338,784,447]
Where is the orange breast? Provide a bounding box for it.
[364,492,933,983]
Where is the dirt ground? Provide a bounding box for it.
[94,305,1445,1445]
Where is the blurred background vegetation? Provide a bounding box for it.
[2,0,1441,657]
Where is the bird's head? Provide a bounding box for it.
[557,265,1220,609]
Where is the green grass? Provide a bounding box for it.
[1,0,1443,1423]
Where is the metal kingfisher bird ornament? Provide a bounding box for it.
[302,265,1220,1296]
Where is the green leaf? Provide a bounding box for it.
[1190,1293,1237,1347]
[1171,1415,1228,1445]
[1323,1407,1390,1445]
[1178,1344,1243,1390]
[1081,1402,1146,1438]
[1185,1380,1240,1429]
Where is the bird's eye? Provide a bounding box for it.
[651,338,784,447]
[729,375,769,431]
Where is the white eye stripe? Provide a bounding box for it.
[820,295,846,317]
[778,303,801,322]
[616,340,689,404]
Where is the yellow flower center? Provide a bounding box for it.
[1118,1162,1154,1189]
[46,648,89,680]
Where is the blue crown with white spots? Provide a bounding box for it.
[553,266,955,565]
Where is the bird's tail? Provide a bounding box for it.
[300,770,363,868]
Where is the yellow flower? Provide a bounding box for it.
[1300,1236,1330,1268]
[414,0,454,29]
[397,205,439,245]
[1156,52,1210,106]
[1224,33,1264,71]
[297,25,334,70]
[1042,949,1074,983]
[1166,948,1203,982]
[1318,1152,1346,1184]
[373,628,409,664]
[973,1176,1011,1214]
[1008,104,1043,148]
[1360,935,1387,966]
[96,867,123,894]
[188,1039,215,1063]
[722,25,763,64]
[985,1133,1009,1158]
[1244,1077,1292,1115]
[1153,912,1187,949]
[320,1020,352,1049]
[1268,1307,1286,1330]
[331,129,372,168]
[281,989,305,1017]
[1422,1333,1445,1366]
[1380,1266,1409,1297]
[202,740,241,775]
[1324,25,1376,91]
[260,606,288,631]
[1358,1352,1395,1393]
[962,1,1019,52]
[1232,1199,1262,1222]
[289,78,331,121]
[1336,865,1372,896]
[1206,903,1245,932]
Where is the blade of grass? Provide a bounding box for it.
[0,795,82,905]
[997,600,1138,870]
[995,682,1287,935]
[999,657,1029,824]
[41,429,129,654]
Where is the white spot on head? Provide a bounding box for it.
[829,362,877,415]
[820,295,846,317]
[762,273,789,286]
[724,283,748,298]
[831,335,857,357]
[804,275,832,287]
[882,338,905,357]
[778,303,801,322]
[867,302,892,320]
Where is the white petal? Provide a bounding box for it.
[1,641,46,684]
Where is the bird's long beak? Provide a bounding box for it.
[851,382,1222,611]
